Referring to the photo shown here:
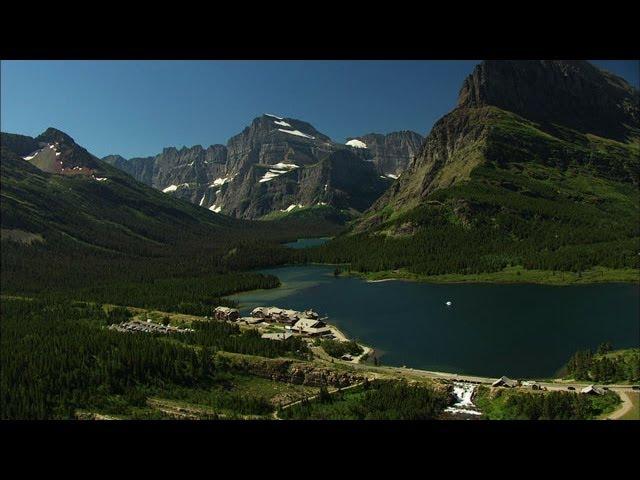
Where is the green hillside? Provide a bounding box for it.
[0,133,338,313]
[304,107,639,280]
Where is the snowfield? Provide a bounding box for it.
[258,169,289,183]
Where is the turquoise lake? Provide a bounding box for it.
[283,237,331,249]
[229,264,640,378]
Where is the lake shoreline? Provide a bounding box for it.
[339,266,640,287]
[228,264,639,378]
[280,236,639,286]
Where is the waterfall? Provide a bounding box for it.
[444,382,482,416]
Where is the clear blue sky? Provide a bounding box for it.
[1,60,637,159]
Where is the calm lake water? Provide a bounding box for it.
[283,237,331,249]
[229,265,640,378]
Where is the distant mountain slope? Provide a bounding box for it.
[345,130,423,178]
[1,129,239,259]
[0,129,344,298]
[103,114,420,220]
[310,60,640,277]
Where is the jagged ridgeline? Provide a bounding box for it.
[0,128,338,310]
[102,114,422,220]
[307,60,640,276]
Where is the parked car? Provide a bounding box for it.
[632,385,640,390]
[567,386,575,391]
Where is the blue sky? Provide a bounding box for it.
[1,60,637,159]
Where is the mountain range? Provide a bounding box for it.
[2,60,638,282]
[102,116,422,220]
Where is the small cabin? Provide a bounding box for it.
[580,385,605,396]
[492,376,519,388]
[251,307,269,319]
[279,309,300,324]
[240,316,262,325]
[303,309,319,319]
[292,317,330,336]
[261,332,293,341]
[213,306,239,322]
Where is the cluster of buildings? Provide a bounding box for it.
[249,306,333,337]
[213,306,240,322]
[213,305,335,340]
[492,376,607,395]
[108,319,194,334]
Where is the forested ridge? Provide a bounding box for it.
[303,161,639,276]
[0,298,311,419]
[564,343,640,383]
[1,140,342,314]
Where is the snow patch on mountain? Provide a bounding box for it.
[209,204,222,213]
[274,120,292,127]
[281,203,304,212]
[277,129,315,140]
[22,150,42,161]
[270,163,299,170]
[162,183,189,193]
[346,139,367,148]
[259,169,289,183]
[212,176,232,187]
[265,113,284,120]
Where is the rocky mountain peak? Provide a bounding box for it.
[457,60,639,141]
[36,127,77,146]
[235,114,332,144]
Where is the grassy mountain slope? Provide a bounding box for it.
[0,130,340,309]
[306,63,640,281]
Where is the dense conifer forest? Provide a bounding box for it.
[564,344,640,383]
[0,298,311,419]
[303,162,639,276]
[278,380,450,420]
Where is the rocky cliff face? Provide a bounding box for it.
[345,130,424,177]
[227,355,365,388]
[105,114,393,220]
[457,60,639,142]
[360,60,640,227]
